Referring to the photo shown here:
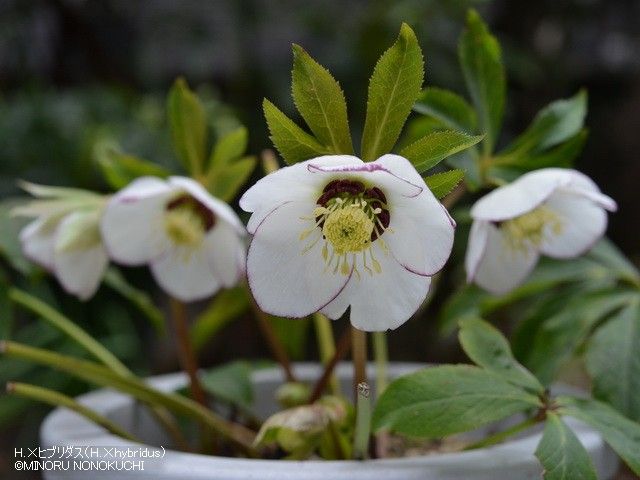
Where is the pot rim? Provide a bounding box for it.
[40,362,617,477]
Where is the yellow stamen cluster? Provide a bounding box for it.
[300,194,389,279]
[164,206,207,247]
[501,206,562,253]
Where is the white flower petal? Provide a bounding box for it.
[539,191,608,258]
[168,176,246,235]
[327,243,431,332]
[101,177,173,265]
[20,219,56,270]
[204,222,246,288]
[150,246,221,301]
[471,169,578,221]
[369,155,456,276]
[247,201,352,318]
[307,154,424,199]
[241,155,362,234]
[473,223,540,295]
[465,220,490,282]
[54,245,108,301]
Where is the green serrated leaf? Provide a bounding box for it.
[191,287,251,352]
[522,289,635,385]
[167,78,208,175]
[558,396,640,475]
[500,90,587,159]
[586,301,640,422]
[459,318,543,393]
[208,156,256,202]
[263,99,330,164]
[291,45,353,154]
[208,126,248,171]
[437,284,488,335]
[400,130,482,173]
[424,169,465,199]
[535,413,597,480]
[94,141,170,190]
[372,365,541,438]
[458,9,505,154]
[361,23,424,161]
[413,87,477,133]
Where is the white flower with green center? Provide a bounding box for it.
[466,168,617,295]
[101,176,246,301]
[15,182,108,300]
[240,155,455,331]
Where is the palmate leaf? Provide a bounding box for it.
[372,365,541,438]
[208,156,256,202]
[263,99,329,164]
[535,413,597,480]
[459,318,543,393]
[423,169,464,199]
[361,23,424,161]
[208,126,248,171]
[413,87,477,133]
[94,141,170,190]
[400,130,482,173]
[586,301,640,422]
[291,45,353,155]
[167,78,208,175]
[558,396,640,475]
[499,90,587,159]
[458,10,505,154]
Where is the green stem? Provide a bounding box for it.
[352,382,371,459]
[8,288,129,376]
[351,327,367,397]
[8,287,189,450]
[463,416,540,451]
[7,382,140,442]
[313,313,339,395]
[0,341,258,456]
[371,332,388,397]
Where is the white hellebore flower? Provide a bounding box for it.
[466,168,617,295]
[240,155,455,331]
[15,183,108,300]
[101,176,246,302]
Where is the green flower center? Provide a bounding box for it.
[164,194,215,247]
[299,179,391,278]
[501,206,562,252]
[322,205,374,255]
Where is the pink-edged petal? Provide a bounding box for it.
[471,169,579,221]
[465,220,490,282]
[54,245,108,301]
[366,155,456,276]
[247,201,351,318]
[329,243,431,332]
[20,218,56,270]
[150,246,221,302]
[101,177,173,265]
[241,155,363,234]
[473,223,540,295]
[539,191,608,259]
[168,176,246,235]
[204,222,246,288]
[307,154,424,199]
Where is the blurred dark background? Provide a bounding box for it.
[0,0,639,478]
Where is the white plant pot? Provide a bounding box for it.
[40,363,619,480]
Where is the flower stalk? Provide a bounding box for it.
[371,331,388,396]
[353,382,371,460]
[351,327,367,396]
[6,382,140,443]
[0,340,258,456]
[313,313,339,395]
[169,298,208,408]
